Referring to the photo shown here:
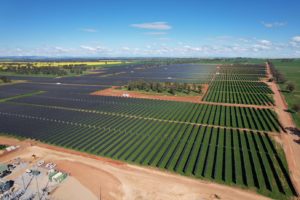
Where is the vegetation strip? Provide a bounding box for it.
[0,91,45,102]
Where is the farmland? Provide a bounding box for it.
[0,60,127,77]
[0,60,298,199]
[0,60,125,69]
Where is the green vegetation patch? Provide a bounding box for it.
[122,80,203,96]
[0,91,45,102]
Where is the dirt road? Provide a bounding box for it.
[265,63,300,196]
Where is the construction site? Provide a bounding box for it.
[0,144,68,200]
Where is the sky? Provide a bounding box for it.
[0,0,300,58]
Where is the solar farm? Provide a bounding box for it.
[0,61,298,199]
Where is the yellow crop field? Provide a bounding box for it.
[0,60,126,69]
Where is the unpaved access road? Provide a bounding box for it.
[265,63,300,196]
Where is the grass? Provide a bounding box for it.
[0,71,76,78]
[0,91,45,102]
[0,132,26,141]
[0,70,98,78]
[197,58,267,65]
[0,144,7,150]
[0,80,26,86]
[271,59,300,128]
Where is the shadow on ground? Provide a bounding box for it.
[286,127,300,145]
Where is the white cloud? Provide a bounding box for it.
[79,45,109,54]
[54,46,70,52]
[80,28,98,33]
[261,21,286,28]
[121,47,130,51]
[238,38,250,43]
[259,40,272,45]
[80,45,97,51]
[131,22,172,30]
[2,36,300,58]
[183,45,202,52]
[252,44,271,51]
[292,36,300,42]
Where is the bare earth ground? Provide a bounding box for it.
[91,86,204,103]
[51,177,98,200]
[265,63,300,196]
[0,137,270,200]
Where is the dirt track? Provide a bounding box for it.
[265,63,300,196]
[0,137,270,200]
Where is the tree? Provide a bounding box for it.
[183,83,188,90]
[286,82,295,93]
[277,72,286,83]
[187,85,191,94]
[157,83,163,93]
[169,87,176,95]
[197,85,203,94]
[0,76,11,83]
[292,104,300,112]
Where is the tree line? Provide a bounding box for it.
[126,80,203,95]
[267,61,287,83]
[268,61,299,113]
[0,63,88,76]
[0,76,11,83]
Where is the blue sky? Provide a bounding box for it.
[1,0,300,57]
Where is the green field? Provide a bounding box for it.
[271,59,300,128]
